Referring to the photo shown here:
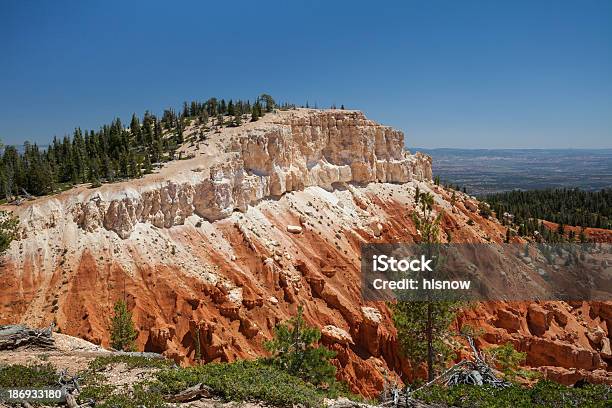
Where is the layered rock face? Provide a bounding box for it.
[0,109,609,395]
[0,109,433,396]
[61,110,431,239]
[459,301,612,385]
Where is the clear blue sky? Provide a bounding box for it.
[1,0,611,148]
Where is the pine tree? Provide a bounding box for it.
[88,156,101,187]
[128,151,140,178]
[143,154,153,174]
[176,118,184,144]
[199,111,209,126]
[190,101,199,117]
[0,209,18,257]
[0,94,288,201]
[391,191,460,382]
[265,305,336,386]
[110,299,138,351]
[260,94,275,112]
[161,109,176,130]
[130,114,141,144]
[483,188,611,231]
[206,98,218,116]
[142,111,154,146]
[119,151,130,178]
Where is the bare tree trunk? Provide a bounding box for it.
[426,301,434,382]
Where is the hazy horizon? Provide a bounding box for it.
[416,148,612,194]
[410,147,612,151]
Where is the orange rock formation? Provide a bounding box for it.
[0,109,609,396]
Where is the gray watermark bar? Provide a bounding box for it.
[361,243,611,301]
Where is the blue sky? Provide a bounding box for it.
[1,0,611,148]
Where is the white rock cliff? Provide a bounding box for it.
[55,110,431,239]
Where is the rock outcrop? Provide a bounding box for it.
[0,109,609,396]
[459,301,612,385]
[25,110,431,240]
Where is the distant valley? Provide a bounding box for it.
[410,148,612,195]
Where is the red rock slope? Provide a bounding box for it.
[0,109,609,396]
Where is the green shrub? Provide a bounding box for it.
[91,383,166,408]
[478,202,493,218]
[265,305,337,387]
[414,381,611,408]
[485,342,526,379]
[79,355,170,406]
[153,359,329,407]
[0,363,58,387]
[79,377,165,408]
[80,357,358,407]
[88,355,173,371]
[515,368,541,380]
[79,368,167,407]
[78,372,116,403]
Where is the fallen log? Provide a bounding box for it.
[111,350,166,359]
[381,335,511,407]
[166,383,213,402]
[0,324,55,351]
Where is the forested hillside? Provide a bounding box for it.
[0,94,279,201]
[484,188,611,234]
